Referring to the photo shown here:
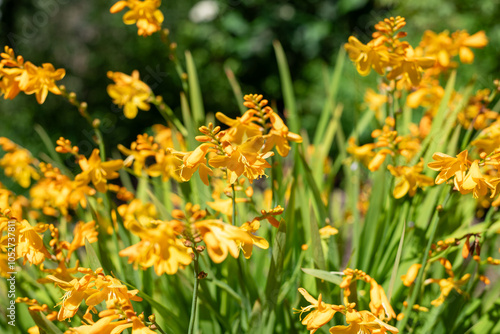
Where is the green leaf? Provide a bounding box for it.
[185,50,205,126]
[273,40,299,134]
[85,237,103,271]
[301,268,343,285]
[29,310,63,334]
[265,219,287,307]
[313,48,345,147]
[224,65,246,114]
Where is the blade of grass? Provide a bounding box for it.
[224,66,246,114]
[185,51,205,126]
[313,48,346,147]
[273,40,299,134]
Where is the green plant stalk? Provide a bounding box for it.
[231,182,237,226]
[397,188,451,331]
[188,252,200,334]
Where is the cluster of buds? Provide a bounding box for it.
[55,137,79,156]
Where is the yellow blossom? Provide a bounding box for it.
[329,310,399,334]
[209,136,273,184]
[75,149,123,193]
[296,288,340,334]
[427,150,470,184]
[387,160,434,199]
[119,219,192,275]
[238,220,269,259]
[194,219,253,263]
[344,36,388,76]
[107,70,152,119]
[66,221,98,260]
[0,137,39,188]
[110,0,164,37]
[401,264,422,286]
[425,273,471,306]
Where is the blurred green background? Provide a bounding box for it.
[0,0,499,175]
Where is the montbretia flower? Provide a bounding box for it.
[110,0,164,37]
[194,219,253,263]
[119,219,192,275]
[427,150,470,184]
[209,136,273,184]
[75,149,123,193]
[0,47,65,104]
[426,273,471,306]
[107,70,152,119]
[0,137,40,188]
[238,220,269,259]
[387,159,434,199]
[329,310,399,334]
[296,288,341,334]
[401,264,422,286]
[344,36,389,76]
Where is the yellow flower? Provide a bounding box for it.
[401,264,422,286]
[194,219,253,263]
[0,47,65,104]
[119,219,192,275]
[364,88,387,120]
[177,143,214,186]
[296,288,340,334]
[452,30,488,64]
[344,36,388,76]
[107,70,152,119]
[346,138,376,167]
[209,136,273,184]
[427,150,470,184]
[75,149,123,193]
[319,225,339,238]
[110,0,164,37]
[16,220,51,265]
[369,280,396,320]
[387,160,434,199]
[238,220,269,259]
[216,111,262,145]
[0,137,40,188]
[426,273,471,306]
[386,46,435,86]
[329,310,399,334]
[456,160,499,198]
[262,110,303,157]
[18,62,66,104]
[66,221,98,260]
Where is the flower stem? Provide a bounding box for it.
[231,182,237,226]
[188,252,200,334]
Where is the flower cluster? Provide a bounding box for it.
[0,46,65,104]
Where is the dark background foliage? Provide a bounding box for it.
[0,0,499,168]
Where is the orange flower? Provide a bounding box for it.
[425,273,470,306]
[119,220,192,275]
[216,111,262,145]
[238,220,269,259]
[262,111,302,157]
[110,0,164,37]
[296,288,340,334]
[177,143,214,186]
[66,221,98,260]
[209,136,273,184]
[344,36,388,76]
[329,310,399,334]
[16,220,51,265]
[387,160,434,199]
[455,160,499,198]
[369,280,396,320]
[427,150,470,184]
[401,264,422,286]
[194,219,253,263]
[107,70,152,119]
[75,149,123,193]
[0,137,39,188]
